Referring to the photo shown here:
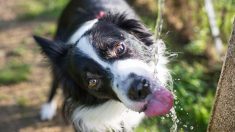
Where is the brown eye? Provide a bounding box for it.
[115,42,125,55]
[88,78,99,89]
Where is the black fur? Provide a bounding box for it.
[55,0,137,42]
[33,36,69,64]
[99,13,153,46]
[34,0,155,131]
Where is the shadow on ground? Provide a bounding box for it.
[0,104,71,132]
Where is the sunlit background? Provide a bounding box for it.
[0,0,234,131]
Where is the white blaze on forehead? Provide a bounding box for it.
[67,18,109,69]
[76,37,110,68]
[68,19,98,44]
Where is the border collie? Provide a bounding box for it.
[34,0,173,131]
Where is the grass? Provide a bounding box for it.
[7,46,27,57]
[0,60,30,85]
[0,93,9,101]
[16,96,29,107]
[18,0,68,20]
[33,23,56,37]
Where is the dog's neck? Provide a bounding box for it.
[72,100,144,132]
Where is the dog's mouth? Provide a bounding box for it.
[127,78,174,117]
[125,86,174,117]
[142,87,174,117]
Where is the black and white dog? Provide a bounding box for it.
[34,0,173,131]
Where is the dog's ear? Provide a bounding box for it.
[101,13,154,46]
[33,35,69,64]
[118,17,153,46]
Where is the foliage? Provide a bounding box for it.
[18,0,68,20]
[170,62,217,131]
[0,60,30,85]
[33,23,56,36]
[137,0,234,131]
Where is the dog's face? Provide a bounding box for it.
[34,14,173,117]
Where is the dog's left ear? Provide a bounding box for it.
[33,35,69,64]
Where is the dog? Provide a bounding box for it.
[34,0,174,131]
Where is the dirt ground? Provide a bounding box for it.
[0,0,73,131]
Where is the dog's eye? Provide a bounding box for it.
[88,78,99,89]
[114,42,125,55]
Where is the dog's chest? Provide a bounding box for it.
[72,101,144,132]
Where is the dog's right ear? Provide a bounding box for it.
[33,35,69,64]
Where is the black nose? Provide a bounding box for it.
[128,77,151,101]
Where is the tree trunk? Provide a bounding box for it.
[207,19,235,132]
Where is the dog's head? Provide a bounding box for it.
[34,13,173,117]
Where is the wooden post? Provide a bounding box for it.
[207,19,235,132]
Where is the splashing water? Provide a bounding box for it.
[150,40,179,132]
[149,40,179,132]
[152,0,181,130]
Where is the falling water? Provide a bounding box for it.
[149,40,179,132]
[153,41,179,131]
[170,108,178,132]
[153,0,179,130]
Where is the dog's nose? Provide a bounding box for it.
[128,77,151,101]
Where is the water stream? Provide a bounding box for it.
[129,37,196,131]
[150,40,180,132]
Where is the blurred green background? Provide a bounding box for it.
[0,0,234,131]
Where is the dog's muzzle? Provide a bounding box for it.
[112,59,173,117]
[126,73,173,117]
[128,74,151,101]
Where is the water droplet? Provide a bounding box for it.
[183,125,187,128]
[190,126,194,130]
[161,117,165,120]
[180,108,183,111]
[176,119,179,123]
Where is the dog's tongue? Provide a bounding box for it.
[144,88,174,117]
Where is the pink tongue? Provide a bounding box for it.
[144,88,174,117]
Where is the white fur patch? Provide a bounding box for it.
[72,100,144,131]
[76,37,110,68]
[68,19,110,69]
[68,19,98,44]
[40,101,57,120]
